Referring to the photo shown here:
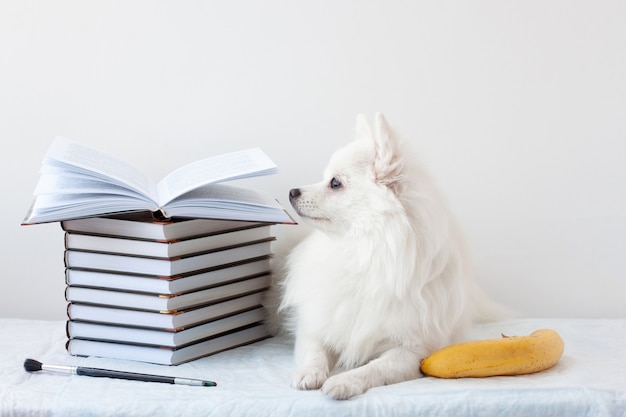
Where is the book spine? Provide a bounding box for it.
[151,208,169,222]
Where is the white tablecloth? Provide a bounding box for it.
[1,318,625,416]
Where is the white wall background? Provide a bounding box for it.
[1,1,625,320]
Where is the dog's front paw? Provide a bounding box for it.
[290,366,328,390]
[321,373,366,400]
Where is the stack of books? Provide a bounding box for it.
[22,137,296,365]
[62,213,276,365]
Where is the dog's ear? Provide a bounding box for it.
[354,114,373,141]
[373,112,403,188]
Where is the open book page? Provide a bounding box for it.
[155,147,278,205]
[163,183,294,223]
[166,183,285,209]
[29,193,156,221]
[34,165,151,200]
[43,137,157,200]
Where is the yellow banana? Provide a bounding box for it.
[420,328,564,378]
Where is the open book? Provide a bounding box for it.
[22,137,295,225]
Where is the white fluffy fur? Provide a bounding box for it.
[275,113,496,400]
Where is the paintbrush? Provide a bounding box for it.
[24,358,217,387]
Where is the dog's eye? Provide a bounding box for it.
[330,177,342,189]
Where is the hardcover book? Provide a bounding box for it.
[66,322,271,365]
[64,224,272,258]
[64,239,274,276]
[66,292,266,330]
[61,212,270,241]
[65,274,270,311]
[67,307,266,347]
[65,257,271,294]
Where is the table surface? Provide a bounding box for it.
[2,318,625,417]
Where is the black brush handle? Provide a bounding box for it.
[76,367,175,384]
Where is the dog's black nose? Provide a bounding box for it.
[289,188,301,200]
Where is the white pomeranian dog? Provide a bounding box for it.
[275,113,499,400]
